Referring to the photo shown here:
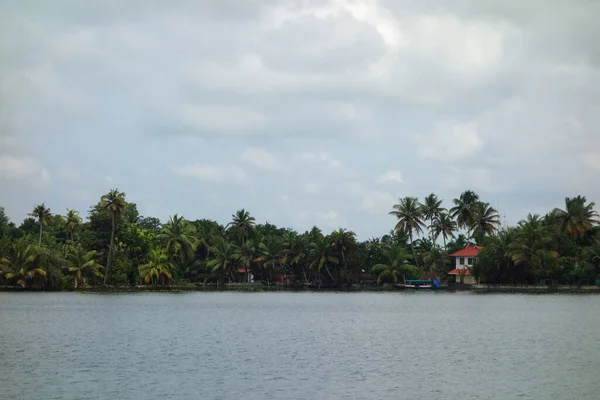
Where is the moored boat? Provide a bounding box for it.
[393,279,440,289]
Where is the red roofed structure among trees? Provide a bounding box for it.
[448,245,483,284]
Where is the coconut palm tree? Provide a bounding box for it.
[100,189,127,285]
[28,203,52,246]
[282,233,310,283]
[553,196,600,239]
[207,238,241,284]
[64,209,82,242]
[227,209,256,246]
[471,202,501,237]
[309,235,338,282]
[421,193,445,243]
[158,215,196,277]
[255,236,284,282]
[449,190,480,239]
[389,197,425,268]
[330,228,356,283]
[66,247,103,288]
[0,239,46,287]
[432,212,457,250]
[371,245,416,284]
[138,247,175,286]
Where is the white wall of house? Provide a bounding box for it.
[454,256,476,270]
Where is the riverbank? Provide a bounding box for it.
[2,283,600,293]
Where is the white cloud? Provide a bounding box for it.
[179,105,268,133]
[0,155,50,186]
[378,170,404,184]
[417,122,484,162]
[240,146,279,171]
[173,163,247,183]
[300,152,342,168]
[360,190,395,214]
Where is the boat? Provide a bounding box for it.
[393,279,441,290]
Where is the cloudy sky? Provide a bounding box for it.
[1,0,599,239]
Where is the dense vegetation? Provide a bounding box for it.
[0,189,599,290]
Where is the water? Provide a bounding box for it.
[1,292,599,400]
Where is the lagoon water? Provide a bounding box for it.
[1,292,599,400]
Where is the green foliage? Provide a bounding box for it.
[0,190,599,289]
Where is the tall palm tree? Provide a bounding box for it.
[432,212,457,250]
[100,189,127,285]
[66,247,103,288]
[28,203,52,246]
[64,209,82,242]
[227,209,256,246]
[330,228,356,283]
[282,233,310,283]
[389,197,425,268]
[207,238,241,284]
[471,202,501,237]
[138,248,175,286]
[158,215,197,277]
[421,193,445,244]
[553,196,600,239]
[449,190,480,239]
[0,239,46,287]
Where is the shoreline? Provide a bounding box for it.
[2,284,600,294]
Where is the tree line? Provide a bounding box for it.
[0,189,598,289]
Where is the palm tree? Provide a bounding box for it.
[158,215,196,278]
[138,248,175,286]
[66,247,103,288]
[0,239,46,287]
[309,236,338,282]
[421,193,445,244]
[227,209,256,246]
[471,202,501,237]
[371,245,416,284]
[330,228,356,283]
[255,236,284,283]
[432,212,457,250]
[449,190,480,239]
[100,189,127,285]
[64,209,82,242]
[28,203,52,246]
[207,238,241,284]
[553,196,600,239]
[389,197,425,268]
[282,233,310,283]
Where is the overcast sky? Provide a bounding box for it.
[1,0,599,239]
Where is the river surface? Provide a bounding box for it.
[1,292,599,400]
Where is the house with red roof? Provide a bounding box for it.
[447,245,482,284]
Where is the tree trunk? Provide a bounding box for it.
[104,214,116,285]
[342,250,349,284]
[410,233,420,269]
[38,222,43,247]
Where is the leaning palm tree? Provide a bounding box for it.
[100,189,127,285]
[66,247,103,288]
[64,209,82,242]
[432,212,457,250]
[138,248,175,286]
[553,196,600,239]
[28,203,52,246]
[449,190,480,239]
[389,197,425,267]
[330,228,356,283]
[309,235,339,282]
[421,193,445,244]
[0,239,46,287]
[471,202,501,237]
[227,209,256,246]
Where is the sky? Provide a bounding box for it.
[1,0,600,240]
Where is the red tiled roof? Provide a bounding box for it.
[447,268,471,275]
[238,268,249,273]
[449,245,482,257]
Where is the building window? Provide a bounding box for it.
[459,257,465,265]
[468,258,474,265]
